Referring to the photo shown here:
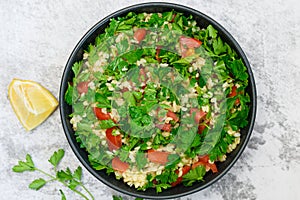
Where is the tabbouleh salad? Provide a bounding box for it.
[65,10,250,192]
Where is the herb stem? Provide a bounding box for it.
[80,183,95,200]
[35,168,56,179]
[35,168,90,200]
[68,188,89,200]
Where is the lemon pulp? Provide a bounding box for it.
[8,79,58,131]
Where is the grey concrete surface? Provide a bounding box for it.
[0,0,299,199]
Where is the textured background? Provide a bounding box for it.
[1,0,300,199]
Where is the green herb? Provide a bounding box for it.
[12,154,35,172]
[182,165,206,186]
[165,154,180,169]
[228,59,249,81]
[12,149,94,200]
[29,178,46,190]
[72,61,83,78]
[48,148,64,170]
[60,189,67,200]
[112,196,123,200]
[65,83,74,105]
[112,195,143,200]
[99,119,117,129]
[136,151,147,170]
[65,9,251,193]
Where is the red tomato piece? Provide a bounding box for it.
[192,155,218,173]
[112,157,129,173]
[170,13,176,23]
[190,108,207,124]
[198,155,209,163]
[182,165,191,175]
[171,177,183,187]
[228,86,240,105]
[229,86,237,97]
[156,46,162,62]
[191,161,206,170]
[179,36,202,48]
[171,165,191,187]
[106,127,122,151]
[134,28,147,43]
[93,107,111,120]
[209,163,218,173]
[156,123,172,132]
[77,81,89,94]
[147,149,169,165]
[166,110,179,122]
[198,124,207,134]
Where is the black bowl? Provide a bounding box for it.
[59,2,256,199]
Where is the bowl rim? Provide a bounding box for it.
[59,2,257,199]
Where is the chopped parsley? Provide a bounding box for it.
[65,10,251,193]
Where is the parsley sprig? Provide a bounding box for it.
[12,149,94,200]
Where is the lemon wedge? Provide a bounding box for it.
[8,78,58,131]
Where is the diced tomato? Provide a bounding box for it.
[228,86,240,105]
[198,124,207,134]
[179,36,202,58]
[171,165,191,187]
[182,48,195,58]
[192,155,218,173]
[171,177,183,187]
[179,36,202,48]
[190,108,207,124]
[170,13,176,23]
[106,127,122,151]
[147,149,169,165]
[198,155,209,163]
[77,81,89,94]
[112,157,129,173]
[93,107,111,120]
[229,86,237,97]
[134,28,147,43]
[156,46,162,62]
[191,161,206,170]
[156,123,172,132]
[209,163,218,173]
[166,110,179,122]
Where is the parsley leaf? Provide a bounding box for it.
[65,83,73,105]
[213,37,227,55]
[12,150,94,199]
[59,189,67,200]
[228,59,249,81]
[73,166,82,181]
[112,196,123,200]
[207,25,218,39]
[165,154,180,169]
[48,149,65,168]
[136,151,147,170]
[57,168,73,181]
[29,178,47,190]
[12,154,35,172]
[99,119,117,129]
[72,61,82,78]
[155,183,171,193]
[182,165,206,186]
